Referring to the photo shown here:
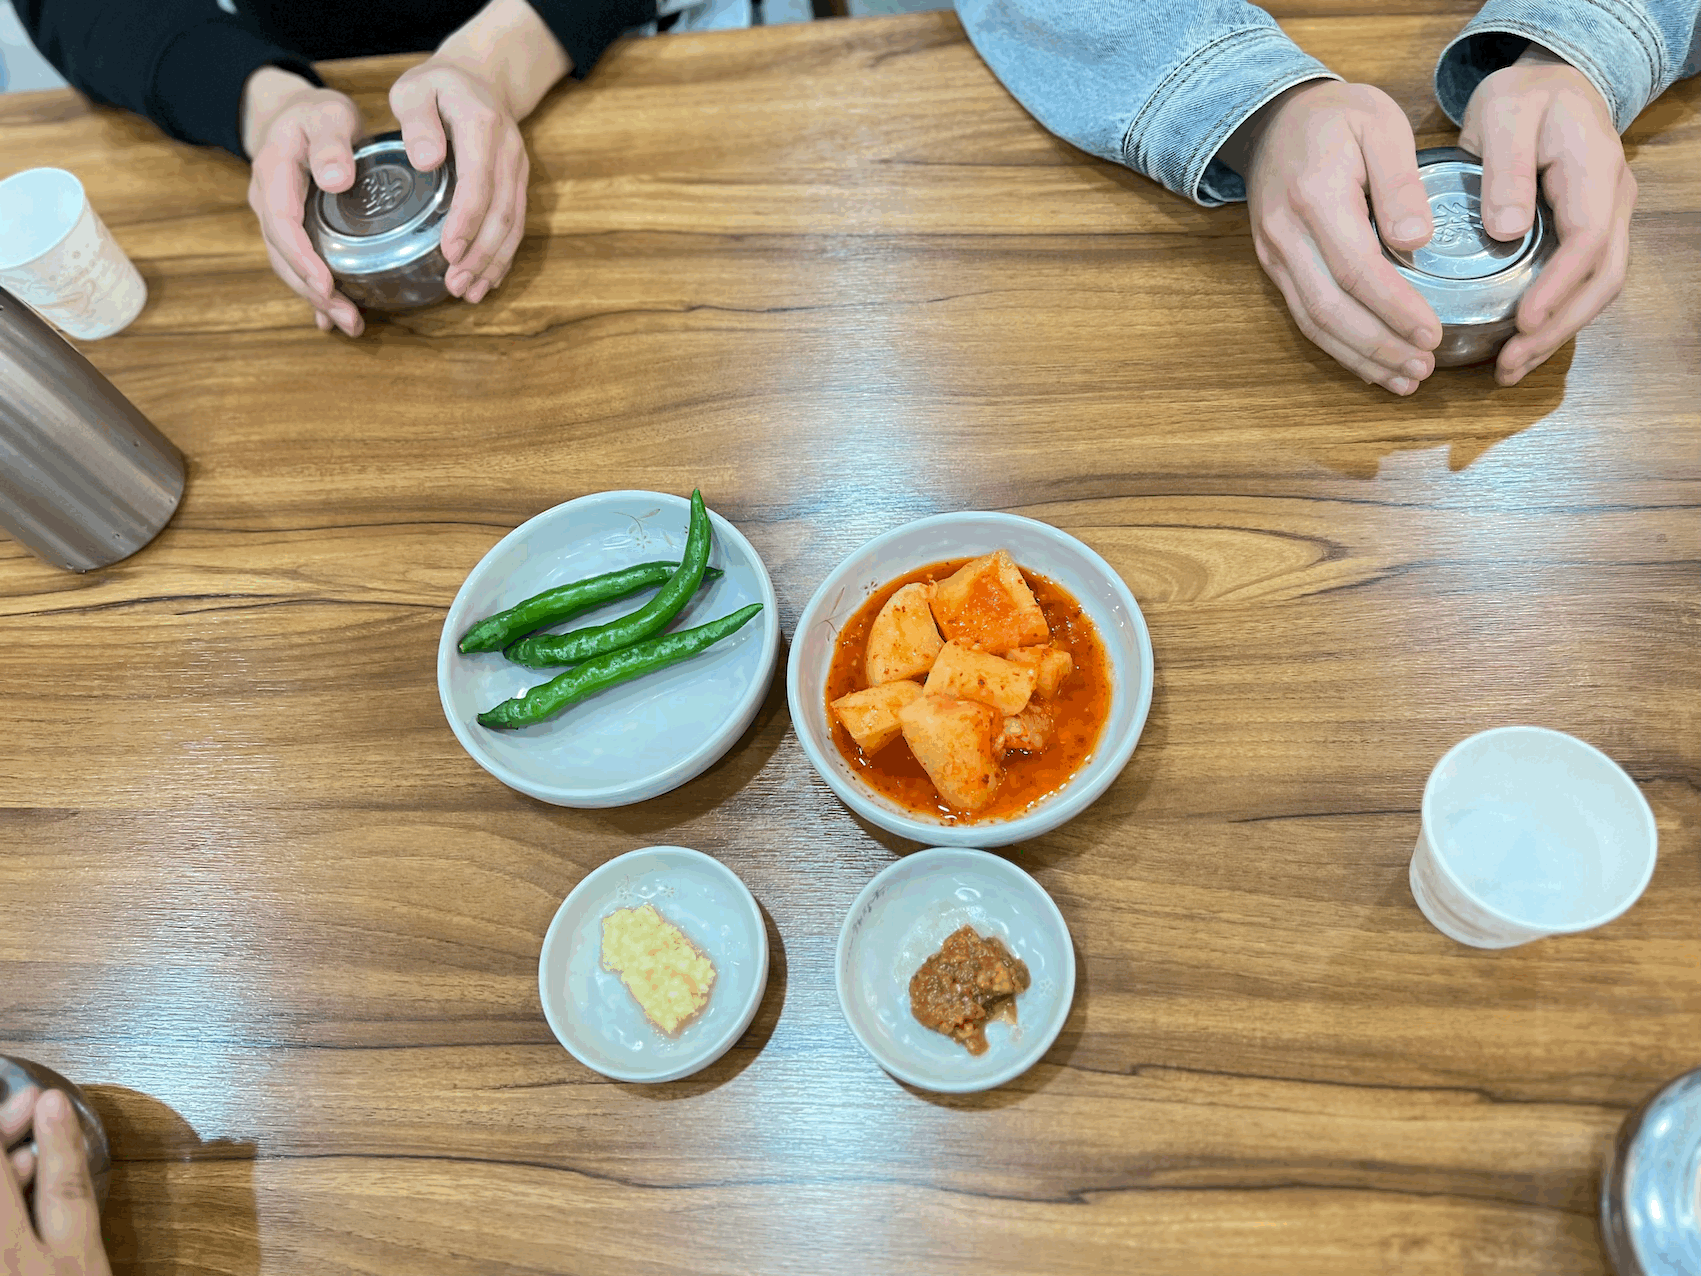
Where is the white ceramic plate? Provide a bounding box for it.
[539,846,769,1083]
[438,491,779,807]
[787,511,1154,846]
[836,847,1075,1093]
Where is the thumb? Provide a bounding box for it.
[32,1090,103,1259]
[1476,97,1541,241]
[1359,111,1432,250]
[307,99,362,192]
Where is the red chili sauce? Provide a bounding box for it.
[824,557,1112,824]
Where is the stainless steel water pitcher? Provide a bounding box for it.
[0,283,184,571]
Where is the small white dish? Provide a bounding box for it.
[787,511,1154,846]
[539,846,769,1083]
[438,491,779,807]
[836,847,1076,1093]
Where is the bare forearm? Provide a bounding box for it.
[432,0,572,121]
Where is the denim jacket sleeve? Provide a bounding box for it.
[1434,0,1701,132]
[953,0,1338,207]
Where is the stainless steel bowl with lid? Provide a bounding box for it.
[1376,146,1556,368]
[1601,1067,1701,1276]
[304,131,455,312]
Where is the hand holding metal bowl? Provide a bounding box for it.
[0,1056,111,1207]
[304,132,455,313]
[1374,147,1556,368]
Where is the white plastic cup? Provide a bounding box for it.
[1409,726,1658,948]
[0,168,145,339]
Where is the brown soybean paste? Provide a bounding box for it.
[908,925,1032,1055]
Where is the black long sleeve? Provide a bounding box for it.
[18,0,657,159]
[530,0,657,84]
[18,0,324,157]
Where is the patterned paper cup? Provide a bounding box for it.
[0,168,145,339]
[1408,726,1658,948]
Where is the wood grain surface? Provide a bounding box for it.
[1,10,1697,1276]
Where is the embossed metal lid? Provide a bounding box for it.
[304,132,454,280]
[1376,147,1554,326]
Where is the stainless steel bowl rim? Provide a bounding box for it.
[1602,1067,1701,1276]
[305,133,453,279]
[1374,146,1555,327]
[0,1056,112,1208]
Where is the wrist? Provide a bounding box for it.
[1513,41,1570,70]
[424,49,518,117]
[432,0,571,121]
[1219,79,1329,179]
[241,65,319,159]
[1507,39,1614,122]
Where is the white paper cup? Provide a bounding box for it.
[1409,726,1658,948]
[0,168,145,339]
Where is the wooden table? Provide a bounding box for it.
[2,8,1697,1274]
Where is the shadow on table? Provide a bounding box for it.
[84,1087,260,1276]
[619,895,789,1101]
[842,807,923,858]
[1286,335,1575,480]
[600,634,794,839]
[1022,680,1169,877]
[483,185,558,312]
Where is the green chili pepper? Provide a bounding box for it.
[477,603,764,729]
[505,490,714,669]
[458,562,725,654]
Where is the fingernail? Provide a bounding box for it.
[445,239,467,263]
[1394,217,1428,241]
[37,1089,70,1124]
[1413,326,1439,349]
[1391,377,1416,395]
[1,1086,35,1124]
[469,280,490,304]
[1402,358,1428,379]
[322,165,345,186]
[1484,205,1522,237]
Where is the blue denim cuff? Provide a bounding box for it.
[1434,0,1671,132]
[1122,25,1338,206]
